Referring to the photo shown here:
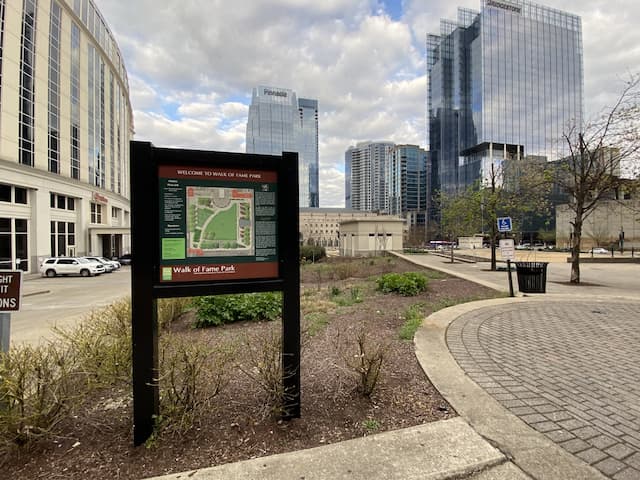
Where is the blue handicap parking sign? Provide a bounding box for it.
[497,217,512,232]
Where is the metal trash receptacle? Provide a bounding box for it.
[515,262,548,293]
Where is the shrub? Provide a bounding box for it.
[54,299,132,387]
[376,272,428,296]
[338,325,389,397]
[158,333,235,431]
[158,297,193,329]
[192,292,282,328]
[0,342,79,449]
[236,329,287,417]
[300,245,326,263]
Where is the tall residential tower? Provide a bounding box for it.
[345,141,394,212]
[427,0,583,195]
[246,86,319,207]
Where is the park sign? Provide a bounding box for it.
[158,165,278,283]
[130,142,300,446]
[0,271,22,311]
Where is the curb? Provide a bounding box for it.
[24,290,50,297]
[145,418,509,480]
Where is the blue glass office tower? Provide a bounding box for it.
[427,0,583,195]
[246,86,320,207]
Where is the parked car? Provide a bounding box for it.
[40,257,105,277]
[590,247,609,254]
[83,256,120,272]
[118,254,132,265]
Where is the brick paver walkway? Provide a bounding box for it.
[446,300,640,479]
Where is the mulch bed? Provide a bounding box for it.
[3,256,499,479]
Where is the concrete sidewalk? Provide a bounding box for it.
[394,252,640,299]
[147,418,528,480]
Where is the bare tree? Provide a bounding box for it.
[553,75,640,283]
[439,160,549,270]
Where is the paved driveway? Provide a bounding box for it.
[446,298,640,479]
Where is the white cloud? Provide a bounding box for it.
[99,0,640,207]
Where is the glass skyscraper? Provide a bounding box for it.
[427,0,583,195]
[246,86,320,207]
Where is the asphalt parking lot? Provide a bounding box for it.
[11,266,131,345]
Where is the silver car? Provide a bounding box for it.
[40,257,105,277]
[83,256,120,272]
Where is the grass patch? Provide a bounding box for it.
[303,312,330,337]
[330,285,363,307]
[399,304,425,340]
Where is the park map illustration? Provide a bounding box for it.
[186,186,254,257]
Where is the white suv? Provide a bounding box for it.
[40,257,106,277]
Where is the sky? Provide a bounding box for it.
[99,0,640,208]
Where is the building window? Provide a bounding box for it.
[91,202,102,223]
[50,221,75,257]
[15,187,27,204]
[88,45,105,188]
[0,184,10,202]
[50,193,75,210]
[1,217,29,271]
[48,1,61,174]
[70,22,81,179]
[0,184,29,204]
[109,72,115,191]
[19,0,38,167]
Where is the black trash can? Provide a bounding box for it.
[515,262,548,293]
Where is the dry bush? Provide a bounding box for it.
[328,262,357,280]
[158,333,235,432]
[158,296,192,330]
[0,299,133,456]
[236,327,299,418]
[54,299,132,388]
[0,342,80,453]
[337,324,390,397]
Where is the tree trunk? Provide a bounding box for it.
[570,216,583,283]
[490,224,497,271]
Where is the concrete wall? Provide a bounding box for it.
[556,199,640,249]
